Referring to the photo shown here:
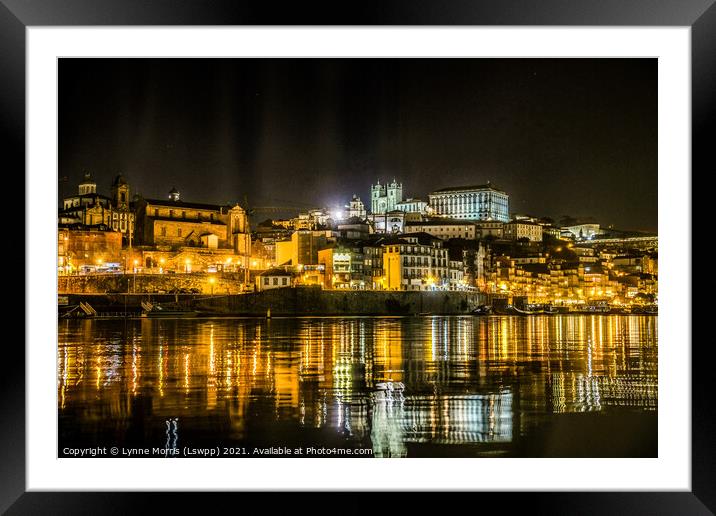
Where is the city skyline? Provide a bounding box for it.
[59,58,657,232]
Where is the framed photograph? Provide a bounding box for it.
[7,0,709,511]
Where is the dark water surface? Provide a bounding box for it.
[58,315,657,457]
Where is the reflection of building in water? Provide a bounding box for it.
[370,389,513,456]
[58,315,657,453]
[548,373,657,413]
[370,386,407,457]
[406,392,513,444]
[373,321,403,383]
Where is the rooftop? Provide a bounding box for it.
[143,198,229,211]
[405,219,475,227]
[431,182,505,194]
[259,267,293,277]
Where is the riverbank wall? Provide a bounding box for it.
[60,287,486,316]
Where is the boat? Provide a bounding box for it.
[494,304,542,315]
[513,305,544,315]
[471,305,492,315]
[141,301,198,318]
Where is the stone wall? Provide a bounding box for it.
[61,287,485,316]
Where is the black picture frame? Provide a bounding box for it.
[5,0,708,511]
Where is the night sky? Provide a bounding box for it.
[59,58,657,231]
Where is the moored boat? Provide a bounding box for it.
[471,305,493,315]
[141,301,199,318]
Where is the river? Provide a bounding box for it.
[58,315,657,457]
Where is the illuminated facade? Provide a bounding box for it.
[59,172,136,245]
[135,189,250,256]
[371,179,403,214]
[404,219,477,240]
[504,220,543,242]
[382,234,452,291]
[428,182,509,222]
[395,198,431,215]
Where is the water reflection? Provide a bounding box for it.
[58,315,657,457]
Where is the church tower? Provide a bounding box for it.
[386,178,403,212]
[371,180,387,214]
[78,171,97,195]
[111,174,130,210]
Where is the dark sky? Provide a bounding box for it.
[59,58,657,231]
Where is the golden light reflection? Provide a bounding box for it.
[58,315,658,450]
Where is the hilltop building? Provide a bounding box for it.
[371,179,403,214]
[59,172,136,246]
[428,182,509,222]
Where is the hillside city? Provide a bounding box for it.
[58,173,658,309]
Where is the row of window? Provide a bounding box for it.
[263,277,289,286]
[154,208,215,221]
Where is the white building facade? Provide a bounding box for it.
[428,183,509,222]
[371,179,403,214]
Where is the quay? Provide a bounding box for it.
[58,287,487,317]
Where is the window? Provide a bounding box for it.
[264,277,269,285]
[154,209,159,217]
[169,210,174,218]
[282,277,288,285]
[161,226,166,237]
[120,192,126,203]
[178,228,182,237]
[182,211,186,219]
[273,277,279,285]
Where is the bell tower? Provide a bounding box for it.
[111,174,130,209]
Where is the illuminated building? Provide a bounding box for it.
[381,233,453,291]
[371,179,403,214]
[57,223,123,273]
[394,198,431,215]
[503,220,543,242]
[59,172,136,246]
[368,210,405,234]
[318,244,366,290]
[562,223,602,240]
[404,219,477,240]
[428,182,509,222]
[474,221,505,238]
[256,268,293,291]
[347,195,367,219]
[275,229,330,267]
[134,188,250,256]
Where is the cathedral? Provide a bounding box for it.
[370,179,403,214]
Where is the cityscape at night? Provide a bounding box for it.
[57,58,657,458]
